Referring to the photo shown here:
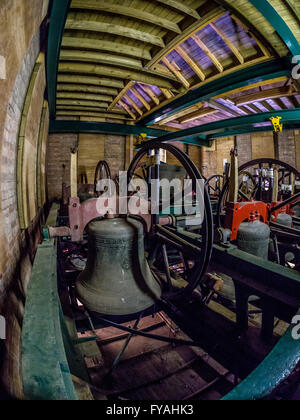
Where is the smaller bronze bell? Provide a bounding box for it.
[76,217,161,317]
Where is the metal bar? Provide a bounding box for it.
[147,109,300,144]
[270,192,300,214]
[49,120,209,146]
[249,0,300,57]
[139,57,292,126]
[47,0,71,119]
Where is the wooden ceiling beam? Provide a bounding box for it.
[124,94,143,116]
[56,99,109,108]
[209,23,244,64]
[289,95,300,109]
[65,19,165,47]
[70,0,181,34]
[60,50,143,69]
[162,57,190,89]
[57,92,113,102]
[154,0,201,20]
[178,107,219,124]
[119,100,136,120]
[57,74,124,88]
[175,45,206,81]
[208,99,241,117]
[130,87,151,111]
[138,84,160,105]
[260,100,274,112]
[191,35,224,73]
[235,86,295,106]
[62,37,151,60]
[57,84,119,96]
[58,62,182,90]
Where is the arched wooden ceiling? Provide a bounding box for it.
[54,0,300,130]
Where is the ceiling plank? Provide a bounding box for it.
[71,0,181,34]
[209,23,244,64]
[234,86,295,106]
[208,99,242,117]
[56,105,126,114]
[191,35,224,73]
[60,50,143,69]
[62,37,151,60]
[178,107,219,124]
[56,110,128,120]
[175,45,206,81]
[56,99,109,108]
[57,84,119,96]
[65,19,165,47]
[57,92,114,102]
[139,84,160,105]
[58,62,183,90]
[130,87,151,111]
[119,100,136,120]
[124,94,144,116]
[260,100,274,112]
[162,57,190,89]
[154,0,201,20]
[57,74,124,88]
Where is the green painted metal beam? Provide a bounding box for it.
[222,309,300,400]
[148,109,300,143]
[249,0,300,57]
[139,57,293,126]
[49,120,209,145]
[208,123,300,139]
[47,0,71,119]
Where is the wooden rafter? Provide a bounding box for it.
[175,46,206,81]
[57,84,119,96]
[146,9,225,69]
[58,63,182,90]
[230,14,272,58]
[275,98,288,110]
[130,87,151,111]
[65,19,165,47]
[71,0,181,34]
[57,74,124,88]
[234,86,295,106]
[191,35,224,73]
[178,107,219,124]
[289,95,300,109]
[209,23,244,64]
[208,99,241,117]
[60,50,143,69]
[57,92,113,102]
[61,37,152,60]
[161,88,174,100]
[157,103,203,125]
[260,100,274,112]
[119,100,136,120]
[239,105,256,114]
[124,94,143,116]
[56,99,109,108]
[56,105,126,114]
[138,84,160,105]
[108,81,134,112]
[162,57,190,89]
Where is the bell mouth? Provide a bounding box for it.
[84,306,158,325]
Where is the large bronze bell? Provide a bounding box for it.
[76,217,161,316]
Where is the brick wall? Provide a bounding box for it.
[0,2,49,398]
[47,133,79,200]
